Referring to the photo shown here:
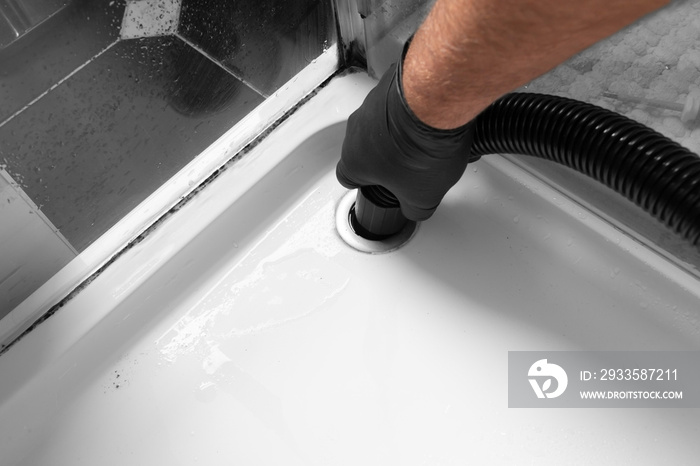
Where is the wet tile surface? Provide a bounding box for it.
[0,0,126,123]
[178,0,335,95]
[0,36,263,250]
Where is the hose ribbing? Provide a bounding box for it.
[471,93,700,247]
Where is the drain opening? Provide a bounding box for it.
[336,190,418,254]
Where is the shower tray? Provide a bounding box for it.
[0,71,699,465]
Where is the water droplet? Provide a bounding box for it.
[513,215,519,224]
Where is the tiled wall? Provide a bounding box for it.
[0,0,335,252]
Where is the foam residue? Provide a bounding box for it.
[155,195,349,364]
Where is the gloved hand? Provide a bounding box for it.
[336,44,479,222]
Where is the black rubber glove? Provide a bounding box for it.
[336,44,479,222]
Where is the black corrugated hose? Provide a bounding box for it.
[359,93,700,248]
[471,93,700,247]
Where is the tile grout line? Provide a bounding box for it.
[0,39,121,130]
[0,168,78,254]
[173,32,269,99]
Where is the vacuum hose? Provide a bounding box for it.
[355,93,700,248]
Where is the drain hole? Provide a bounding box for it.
[336,190,418,254]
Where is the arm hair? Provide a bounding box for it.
[403,0,671,128]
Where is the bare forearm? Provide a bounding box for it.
[402,0,671,129]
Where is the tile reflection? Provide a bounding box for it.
[0,0,126,123]
[0,36,263,251]
[179,0,335,96]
